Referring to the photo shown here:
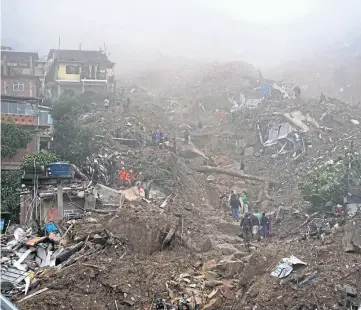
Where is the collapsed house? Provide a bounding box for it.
[256,110,319,156]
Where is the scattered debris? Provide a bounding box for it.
[270,255,307,278]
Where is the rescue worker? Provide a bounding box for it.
[139,126,146,148]
[240,212,253,237]
[230,190,240,220]
[252,210,261,237]
[126,169,134,187]
[119,167,127,186]
[198,120,203,129]
[240,160,245,172]
[172,137,177,153]
[242,193,249,214]
[135,172,145,193]
[104,97,110,111]
[319,92,326,104]
[260,212,269,238]
[151,132,157,146]
[184,130,190,144]
[293,86,301,99]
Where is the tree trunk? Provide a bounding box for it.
[194,166,277,185]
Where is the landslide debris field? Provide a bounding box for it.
[9,62,361,310]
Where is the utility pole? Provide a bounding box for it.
[57,181,64,221]
[35,100,40,153]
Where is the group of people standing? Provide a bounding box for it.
[151,131,177,152]
[104,97,131,112]
[119,167,144,190]
[229,190,248,219]
[229,190,271,239]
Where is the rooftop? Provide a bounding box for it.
[1,50,39,61]
[48,49,115,67]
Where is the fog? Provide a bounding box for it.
[2,0,361,70]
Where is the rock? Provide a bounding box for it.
[206,175,215,182]
[244,147,254,157]
[343,284,357,297]
[216,260,244,278]
[203,297,220,310]
[204,280,223,288]
[342,220,361,253]
[233,251,248,259]
[219,286,235,300]
[201,238,213,252]
[216,222,240,235]
[217,244,238,256]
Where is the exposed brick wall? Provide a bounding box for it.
[1,114,37,126]
[1,78,39,98]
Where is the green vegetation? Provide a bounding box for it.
[300,155,361,211]
[50,97,101,168]
[1,119,33,216]
[1,170,22,214]
[1,118,33,158]
[22,152,59,173]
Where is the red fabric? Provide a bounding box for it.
[119,170,127,180]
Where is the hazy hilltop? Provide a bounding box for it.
[2,0,361,70]
[267,34,361,100]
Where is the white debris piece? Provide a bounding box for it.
[270,255,307,278]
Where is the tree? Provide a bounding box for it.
[1,118,33,158]
[50,97,101,168]
[299,155,361,211]
[1,170,23,214]
[1,119,33,217]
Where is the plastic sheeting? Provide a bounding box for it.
[270,255,307,278]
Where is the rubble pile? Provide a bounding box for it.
[3,59,361,309]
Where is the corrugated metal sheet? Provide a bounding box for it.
[1,267,29,285]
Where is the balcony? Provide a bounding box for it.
[1,99,53,126]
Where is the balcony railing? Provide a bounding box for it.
[1,101,53,125]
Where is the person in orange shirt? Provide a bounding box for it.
[119,167,127,186]
[126,169,134,187]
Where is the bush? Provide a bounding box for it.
[22,152,59,173]
[299,156,361,211]
[1,118,33,158]
[1,170,22,215]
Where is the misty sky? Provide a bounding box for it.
[1,0,361,69]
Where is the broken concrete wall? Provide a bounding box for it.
[41,196,84,221]
[93,184,122,205]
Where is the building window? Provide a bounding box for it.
[1,101,9,113]
[8,102,17,114]
[12,82,25,92]
[65,65,80,74]
[39,111,49,125]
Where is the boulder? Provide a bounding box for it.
[343,284,357,297]
[244,147,254,157]
[216,260,244,278]
[342,220,361,253]
[216,244,238,256]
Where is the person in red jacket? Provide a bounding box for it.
[126,169,134,187]
[119,167,127,186]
